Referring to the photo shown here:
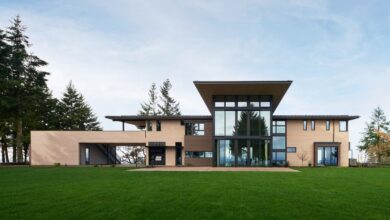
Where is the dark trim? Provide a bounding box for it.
[274,115,359,120]
[106,115,212,122]
[339,120,348,132]
[313,142,341,167]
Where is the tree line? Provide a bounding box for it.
[0,16,100,164]
[359,107,390,164]
[139,79,181,116]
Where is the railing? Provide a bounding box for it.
[95,144,121,165]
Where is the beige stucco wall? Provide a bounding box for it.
[286,120,349,167]
[31,131,146,165]
[31,120,186,166]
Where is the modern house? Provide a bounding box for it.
[31,81,359,167]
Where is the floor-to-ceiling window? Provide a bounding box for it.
[213,95,272,166]
[272,120,286,166]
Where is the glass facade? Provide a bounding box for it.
[213,95,274,166]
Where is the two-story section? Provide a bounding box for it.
[30,80,359,167]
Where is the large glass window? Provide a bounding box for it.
[249,111,260,136]
[272,120,286,134]
[215,111,225,136]
[217,140,235,166]
[249,140,270,166]
[185,151,213,158]
[236,111,248,136]
[225,111,235,136]
[273,136,286,150]
[260,111,271,136]
[317,146,338,166]
[237,140,247,166]
[272,152,286,161]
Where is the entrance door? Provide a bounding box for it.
[176,146,182,166]
[317,146,338,166]
[149,147,165,165]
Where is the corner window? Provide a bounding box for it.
[156,120,161,131]
[326,120,330,131]
[272,120,286,134]
[339,121,348,132]
[287,147,296,153]
[194,123,205,135]
[303,120,307,130]
[311,120,315,130]
[185,123,205,135]
[272,136,286,150]
[147,121,152,131]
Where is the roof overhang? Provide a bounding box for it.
[193,81,292,113]
[273,115,359,121]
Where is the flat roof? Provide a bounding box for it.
[193,81,292,113]
[273,115,359,120]
[106,115,212,121]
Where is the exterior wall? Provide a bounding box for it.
[31,120,186,166]
[286,120,349,167]
[31,131,146,165]
[146,120,185,146]
[184,121,213,166]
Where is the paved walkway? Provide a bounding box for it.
[131,166,298,172]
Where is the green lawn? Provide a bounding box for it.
[0,167,389,220]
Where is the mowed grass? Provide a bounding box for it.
[0,167,389,220]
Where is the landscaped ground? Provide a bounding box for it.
[0,167,389,220]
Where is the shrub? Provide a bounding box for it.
[53,163,61,167]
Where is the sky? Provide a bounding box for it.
[1,0,389,159]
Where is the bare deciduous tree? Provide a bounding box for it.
[119,146,146,167]
[297,150,308,166]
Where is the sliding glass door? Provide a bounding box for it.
[317,146,338,166]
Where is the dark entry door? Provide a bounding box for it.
[176,146,182,166]
[149,147,165,165]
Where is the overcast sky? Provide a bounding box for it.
[1,0,389,158]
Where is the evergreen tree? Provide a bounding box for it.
[158,79,181,116]
[359,107,390,163]
[59,81,101,131]
[3,16,50,162]
[139,82,160,116]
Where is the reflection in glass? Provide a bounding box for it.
[260,111,270,136]
[249,140,270,166]
[225,111,235,136]
[237,140,247,166]
[217,140,235,166]
[215,102,224,107]
[238,101,247,107]
[215,111,224,136]
[236,111,248,136]
[272,136,286,150]
[225,102,235,107]
[317,146,338,166]
[249,111,260,136]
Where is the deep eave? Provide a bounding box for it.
[273,115,359,121]
[193,80,292,113]
[105,115,212,122]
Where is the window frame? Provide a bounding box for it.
[156,120,161,131]
[287,147,296,153]
[339,120,348,132]
[147,121,152,131]
[311,120,315,131]
[326,120,330,131]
